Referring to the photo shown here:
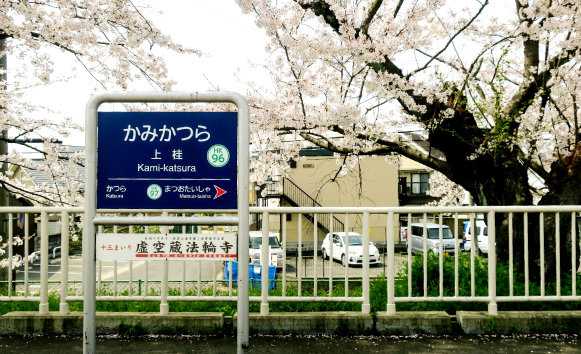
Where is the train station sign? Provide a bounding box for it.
[97,112,237,209]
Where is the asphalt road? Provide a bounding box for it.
[0,334,579,353]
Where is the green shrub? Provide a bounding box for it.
[369,252,581,314]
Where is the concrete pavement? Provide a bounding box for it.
[0,333,579,353]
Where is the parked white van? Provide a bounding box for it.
[248,231,284,268]
[463,220,488,254]
[409,223,457,255]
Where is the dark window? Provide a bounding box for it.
[411,173,429,195]
[427,228,454,239]
[412,226,422,236]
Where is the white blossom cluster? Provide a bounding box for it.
[235,0,581,203]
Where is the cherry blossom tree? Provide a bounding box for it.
[236,0,581,277]
[0,1,199,269]
[0,0,199,206]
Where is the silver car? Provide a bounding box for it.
[409,223,457,255]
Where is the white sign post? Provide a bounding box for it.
[85,92,250,354]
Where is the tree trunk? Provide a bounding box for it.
[428,110,581,281]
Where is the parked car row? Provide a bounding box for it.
[245,220,489,269]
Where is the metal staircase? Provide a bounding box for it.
[281,178,344,234]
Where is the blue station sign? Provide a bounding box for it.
[97,112,237,209]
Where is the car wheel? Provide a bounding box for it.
[341,254,347,267]
[322,248,328,260]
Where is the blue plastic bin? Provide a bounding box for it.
[249,263,276,291]
[223,261,276,290]
[223,261,239,284]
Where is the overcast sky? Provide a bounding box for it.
[19,0,270,147]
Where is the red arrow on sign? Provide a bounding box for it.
[214,185,227,199]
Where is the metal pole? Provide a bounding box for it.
[362,211,370,314]
[160,211,169,315]
[60,211,69,314]
[0,38,9,283]
[235,93,250,354]
[39,211,49,314]
[260,211,269,315]
[487,211,497,315]
[84,95,98,354]
[386,211,395,314]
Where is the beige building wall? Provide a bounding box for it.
[400,156,428,170]
[280,155,399,243]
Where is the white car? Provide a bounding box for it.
[409,223,457,255]
[321,232,380,266]
[248,231,284,268]
[463,220,488,254]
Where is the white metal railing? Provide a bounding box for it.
[1,206,580,316]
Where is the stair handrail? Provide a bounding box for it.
[282,178,344,233]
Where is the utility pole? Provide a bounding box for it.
[0,37,9,281]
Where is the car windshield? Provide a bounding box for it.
[428,228,454,239]
[250,236,280,249]
[341,235,363,246]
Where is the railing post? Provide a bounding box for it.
[160,211,169,315]
[60,211,69,314]
[487,211,497,315]
[387,211,396,314]
[39,211,49,315]
[8,213,12,298]
[260,211,269,315]
[362,211,370,315]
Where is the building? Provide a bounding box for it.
[254,133,450,246]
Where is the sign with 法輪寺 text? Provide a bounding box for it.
[96,233,238,261]
[97,112,237,209]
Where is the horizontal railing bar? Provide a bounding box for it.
[0,207,83,213]
[93,216,239,226]
[497,296,581,302]
[1,206,578,215]
[0,297,40,302]
[260,296,363,303]
[394,297,491,302]
[97,209,238,214]
[55,295,581,304]
[65,296,363,303]
[249,206,581,213]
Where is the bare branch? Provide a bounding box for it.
[408,0,489,78]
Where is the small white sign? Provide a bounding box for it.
[96,233,237,261]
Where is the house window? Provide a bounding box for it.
[411,173,429,195]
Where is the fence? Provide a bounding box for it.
[1,206,580,317]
